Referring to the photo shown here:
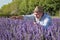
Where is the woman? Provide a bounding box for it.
[11,6,52,29]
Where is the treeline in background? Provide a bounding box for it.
[0,0,60,17]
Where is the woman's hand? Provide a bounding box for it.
[33,22,37,25]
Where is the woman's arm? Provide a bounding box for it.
[10,15,24,19]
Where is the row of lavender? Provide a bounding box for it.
[0,17,60,40]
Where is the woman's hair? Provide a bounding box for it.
[34,6,44,13]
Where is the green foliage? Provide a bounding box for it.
[0,0,60,17]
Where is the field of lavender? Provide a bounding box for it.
[0,17,60,40]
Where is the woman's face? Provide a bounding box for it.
[33,11,43,18]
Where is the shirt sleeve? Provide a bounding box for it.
[39,15,52,28]
[43,16,52,28]
[22,15,33,20]
[43,18,49,26]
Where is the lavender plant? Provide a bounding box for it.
[0,17,60,40]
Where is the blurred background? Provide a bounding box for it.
[0,0,60,17]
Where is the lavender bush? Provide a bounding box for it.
[0,17,60,40]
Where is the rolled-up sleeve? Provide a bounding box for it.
[43,16,52,29]
[43,18,49,26]
[39,15,52,29]
[22,15,34,20]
